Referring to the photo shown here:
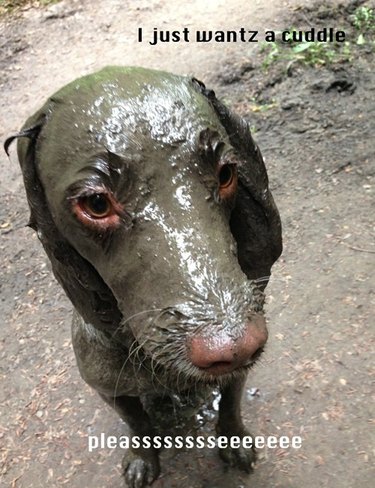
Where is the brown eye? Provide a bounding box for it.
[218,164,237,200]
[71,190,124,231]
[81,194,112,218]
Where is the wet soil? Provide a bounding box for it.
[0,0,374,487]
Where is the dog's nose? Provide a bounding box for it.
[188,314,268,375]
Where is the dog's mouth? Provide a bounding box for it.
[200,361,239,376]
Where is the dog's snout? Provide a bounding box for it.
[188,314,268,376]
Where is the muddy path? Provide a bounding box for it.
[0,1,374,487]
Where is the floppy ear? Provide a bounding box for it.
[192,78,282,282]
[4,112,122,333]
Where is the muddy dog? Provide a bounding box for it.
[5,67,282,487]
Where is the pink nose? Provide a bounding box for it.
[188,314,268,376]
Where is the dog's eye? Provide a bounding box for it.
[81,194,112,218]
[218,164,237,200]
[219,164,234,188]
[71,191,125,232]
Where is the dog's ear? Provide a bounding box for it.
[192,78,282,282]
[4,111,122,332]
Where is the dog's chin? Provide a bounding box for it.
[192,359,260,386]
[147,356,258,391]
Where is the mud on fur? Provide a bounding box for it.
[5,66,282,487]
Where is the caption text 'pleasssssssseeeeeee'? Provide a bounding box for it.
[137,28,346,46]
[88,433,303,452]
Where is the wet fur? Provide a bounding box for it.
[5,68,282,487]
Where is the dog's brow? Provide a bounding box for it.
[74,151,130,193]
[78,157,112,178]
[79,151,125,176]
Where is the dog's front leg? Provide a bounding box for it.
[216,375,256,472]
[99,393,160,487]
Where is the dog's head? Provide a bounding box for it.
[6,67,282,380]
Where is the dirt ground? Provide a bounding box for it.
[0,0,374,487]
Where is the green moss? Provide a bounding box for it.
[0,0,60,17]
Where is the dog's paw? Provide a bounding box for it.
[123,450,160,488]
[218,436,256,473]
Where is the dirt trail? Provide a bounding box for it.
[0,1,374,487]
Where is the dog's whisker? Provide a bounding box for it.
[112,308,164,338]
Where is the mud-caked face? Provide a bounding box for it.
[36,68,272,382]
